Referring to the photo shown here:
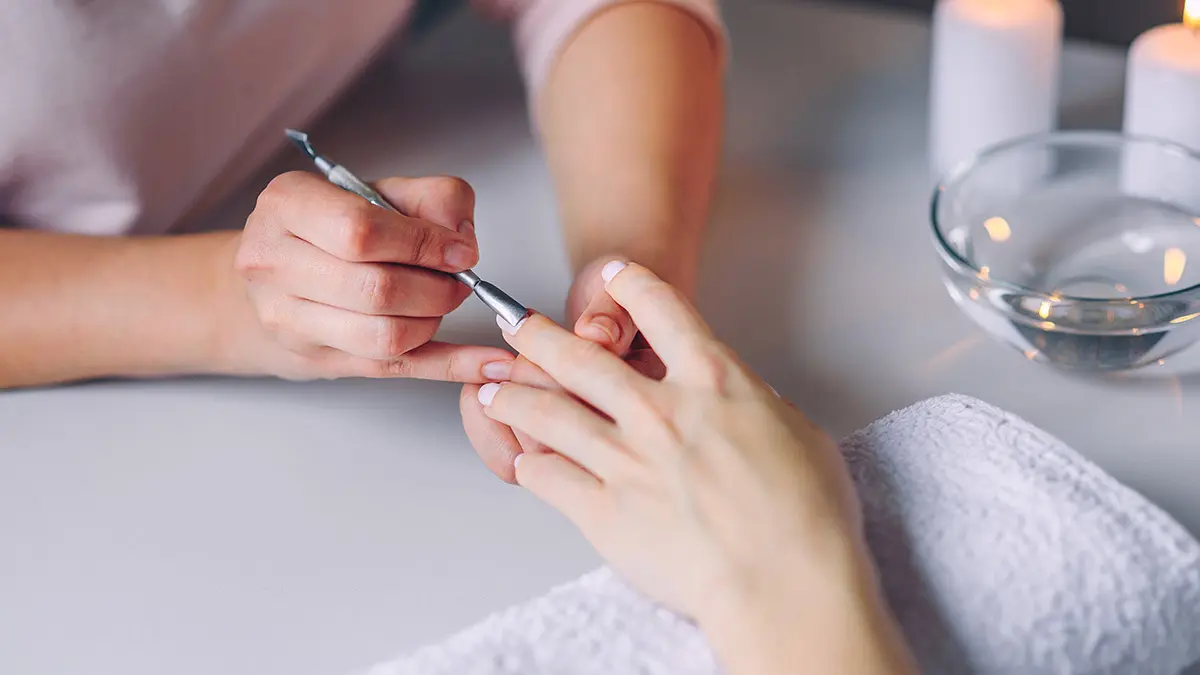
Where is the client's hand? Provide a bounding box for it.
[459,257,663,483]
[476,262,915,675]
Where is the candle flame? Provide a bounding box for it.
[1186,0,1200,29]
[979,266,990,280]
[983,217,1012,242]
[1037,301,1052,319]
[1164,247,1187,285]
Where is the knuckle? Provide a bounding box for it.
[440,349,462,381]
[232,238,271,277]
[431,176,475,210]
[690,344,732,389]
[568,338,612,366]
[372,317,414,358]
[257,171,308,211]
[408,223,436,265]
[360,267,399,314]
[335,205,378,260]
[256,296,290,337]
[378,357,414,378]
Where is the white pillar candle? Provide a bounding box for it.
[1121,0,1200,211]
[929,0,1063,183]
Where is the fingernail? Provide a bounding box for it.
[582,315,621,344]
[514,453,523,470]
[601,260,627,283]
[482,361,512,381]
[478,382,501,406]
[458,219,475,236]
[496,313,526,335]
[445,243,477,270]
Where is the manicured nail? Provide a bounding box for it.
[482,361,512,381]
[582,315,621,344]
[445,243,476,270]
[458,220,475,236]
[514,453,523,470]
[496,313,526,335]
[478,382,501,406]
[601,260,627,283]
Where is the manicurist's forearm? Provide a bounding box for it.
[537,2,723,294]
[0,229,236,389]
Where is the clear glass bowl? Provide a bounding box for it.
[931,131,1200,370]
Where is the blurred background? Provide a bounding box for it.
[845,0,1184,44]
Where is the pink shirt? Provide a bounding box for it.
[0,0,721,235]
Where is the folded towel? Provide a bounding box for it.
[364,394,1200,675]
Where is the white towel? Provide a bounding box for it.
[364,394,1200,675]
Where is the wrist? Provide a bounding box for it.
[204,230,262,376]
[696,542,909,675]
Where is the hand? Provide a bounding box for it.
[220,171,514,382]
[459,257,666,483]
[474,262,865,623]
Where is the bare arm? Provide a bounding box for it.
[537,1,723,301]
[0,229,235,389]
[0,174,515,390]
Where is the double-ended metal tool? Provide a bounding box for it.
[284,129,529,327]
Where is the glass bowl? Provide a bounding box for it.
[931,131,1200,371]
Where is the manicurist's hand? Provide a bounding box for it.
[219,171,514,382]
[474,262,917,675]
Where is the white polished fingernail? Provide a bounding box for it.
[601,260,627,283]
[478,382,501,406]
[514,453,523,470]
[496,313,526,335]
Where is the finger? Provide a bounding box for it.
[375,176,476,234]
[514,451,603,525]
[459,356,564,484]
[264,295,441,360]
[599,261,716,373]
[478,383,624,478]
[262,171,478,271]
[498,314,656,423]
[509,354,561,392]
[461,384,525,482]
[574,289,637,356]
[314,342,513,383]
[265,234,471,317]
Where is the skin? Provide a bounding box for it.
[478,262,919,675]
[461,1,722,481]
[0,2,720,393]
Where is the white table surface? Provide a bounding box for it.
[3,3,1198,675]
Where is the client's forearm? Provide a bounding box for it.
[0,229,237,389]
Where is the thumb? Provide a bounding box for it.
[573,289,637,356]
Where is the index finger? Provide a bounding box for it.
[498,314,655,423]
[265,172,479,271]
[598,262,716,372]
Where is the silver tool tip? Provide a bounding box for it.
[284,128,317,160]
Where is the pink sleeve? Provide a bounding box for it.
[475,0,726,98]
